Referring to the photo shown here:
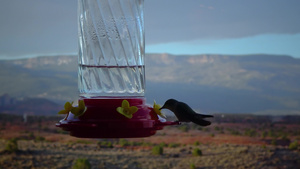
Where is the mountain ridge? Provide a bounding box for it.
[1,54,300,115]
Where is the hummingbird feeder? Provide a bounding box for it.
[56,0,178,138]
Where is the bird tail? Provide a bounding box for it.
[200,114,214,118]
[190,118,211,126]
[190,114,214,126]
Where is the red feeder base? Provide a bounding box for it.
[56,97,179,138]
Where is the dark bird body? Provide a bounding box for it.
[160,99,213,126]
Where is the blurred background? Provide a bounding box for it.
[0,0,300,115]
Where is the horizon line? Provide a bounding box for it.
[0,52,299,61]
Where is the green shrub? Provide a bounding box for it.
[142,142,153,147]
[119,139,130,147]
[203,127,210,132]
[76,140,92,144]
[159,142,167,147]
[192,148,202,156]
[152,146,163,155]
[178,125,189,132]
[261,131,267,138]
[214,126,220,131]
[280,134,290,141]
[244,128,257,137]
[5,138,19,153]
[190,163,196,169]
[168,143,181,148]
[129,141,142,146]
[35,136,45,142]
[193,141,200,146]
[268,130,277,138]
[228,129,241,136]
[289,141,298,150]
[28,132,35,139]
[197,126,203,130]
[97,141,113,148]
[72,158,91,169]
[106,141,113,148]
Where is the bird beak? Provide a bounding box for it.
[159,106,165,110]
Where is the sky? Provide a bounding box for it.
[0,0,300,59]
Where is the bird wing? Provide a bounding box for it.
[177,102,195,115]
[174,102,195,122]
[177,102,213,126]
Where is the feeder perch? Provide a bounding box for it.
[56,0,179,138]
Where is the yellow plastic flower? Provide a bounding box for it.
[58,101,73,115]
[116,100,138,119]
[71,100,87,117]
[153,100,166,118]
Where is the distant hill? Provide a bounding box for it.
[0,94,61,116]
[0,54,300,115]
[0,55,78,103]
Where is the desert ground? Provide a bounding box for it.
[0,114,299,169]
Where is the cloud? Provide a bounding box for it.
[0,0,77,57]
[146,34,300,58]
[145,0,300,44]
[199,4,215,10]
[1,0,300,58]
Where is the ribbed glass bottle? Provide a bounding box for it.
[78,0,145,98]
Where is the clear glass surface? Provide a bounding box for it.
[78,0,145,97]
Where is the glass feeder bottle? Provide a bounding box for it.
[78,0,145,98]
[56,0,178,138]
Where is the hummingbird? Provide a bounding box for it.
[160,99,213,126]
